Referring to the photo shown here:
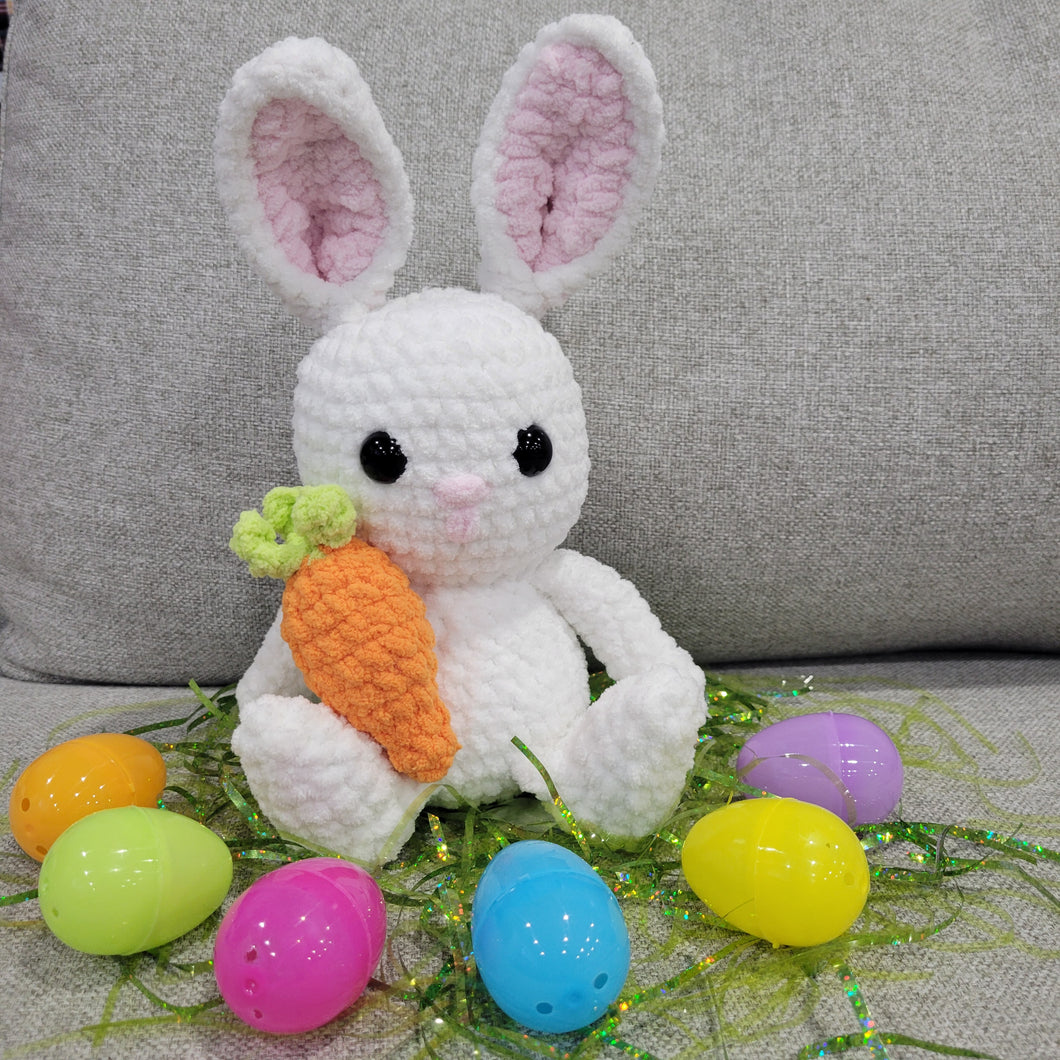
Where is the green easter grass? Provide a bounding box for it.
[3,671,1059,1059]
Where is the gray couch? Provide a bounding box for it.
[1,2,1057,1057]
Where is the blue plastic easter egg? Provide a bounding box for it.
[737,712,903,825]
[471,840,629,1034]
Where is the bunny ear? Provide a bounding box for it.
[215,37,413,333]
[472,15,664,317]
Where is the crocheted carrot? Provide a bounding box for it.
[230,485,459,783]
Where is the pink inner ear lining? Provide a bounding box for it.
[251,98,387,285]
[495,43,636,272]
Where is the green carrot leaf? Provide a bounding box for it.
[229,485,358,580]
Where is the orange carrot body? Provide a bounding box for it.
[280,537,459,783]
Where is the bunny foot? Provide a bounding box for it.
[232,694,432,867]
[544,665,705,843]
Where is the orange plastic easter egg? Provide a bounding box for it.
[9,734,166,861]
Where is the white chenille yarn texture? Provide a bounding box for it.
[222,17,704,866]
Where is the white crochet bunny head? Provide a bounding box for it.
[291,290,589,585]
[215,16,664,587]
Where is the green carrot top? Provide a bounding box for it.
[230,485,358,580]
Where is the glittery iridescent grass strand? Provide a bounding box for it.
[0,885,38,907]
[510,736,593,859]
[799,1030,1001,1059]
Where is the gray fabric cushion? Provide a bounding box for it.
[0,1,1057,682]
[2,654,1059,1055]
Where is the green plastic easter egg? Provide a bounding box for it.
[38,806,232,955]
[681,798,869,948]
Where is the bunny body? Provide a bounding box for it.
[237,550,704,864]
[219,19,706,865]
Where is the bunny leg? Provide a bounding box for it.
[544,664,704,842]
[530,548,707,839]
[232,694,432,867]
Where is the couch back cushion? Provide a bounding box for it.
[0,1,1056,681]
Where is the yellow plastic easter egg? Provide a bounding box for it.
[9,733,166,861]
[681,798,870,947]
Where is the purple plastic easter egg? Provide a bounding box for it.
[213,857,386,1035]
[736,712,902,825]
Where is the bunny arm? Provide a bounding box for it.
[530,548,706,841]
[235,608,312,706]
[531,548,703,687]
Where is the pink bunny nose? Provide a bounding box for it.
[433,474,490,544]
[432,474,491,509]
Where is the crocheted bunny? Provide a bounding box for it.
[217,14,706,866]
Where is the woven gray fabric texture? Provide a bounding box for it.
[0,1,1057,682]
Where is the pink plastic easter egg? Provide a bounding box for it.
[213,857,386,1034]
[736,712,902,825]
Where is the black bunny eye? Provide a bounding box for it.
[513,424,552,477]
[360,431,407,483]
